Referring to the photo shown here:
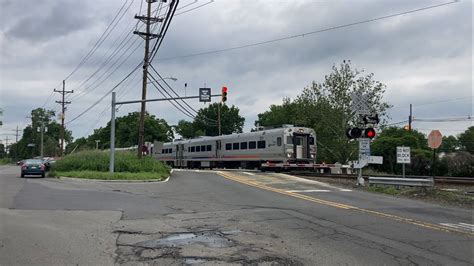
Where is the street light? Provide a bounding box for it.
[147,77,178,84]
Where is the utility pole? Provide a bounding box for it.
[134,0,161,158]
[217,103,221,136]
[408,103,412,131]
[54,80,73,156]
[13,126,20,142]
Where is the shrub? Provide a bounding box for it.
[52,150,169,173]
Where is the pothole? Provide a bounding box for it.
[134,230,235,249]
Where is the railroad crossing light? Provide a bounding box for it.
[364,127,376,139]
[346,128,362,139]
[221,86,228,102]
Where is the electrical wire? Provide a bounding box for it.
[66,62,143,125]
[157,0,459,61]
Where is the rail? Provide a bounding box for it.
[368,177,434,187]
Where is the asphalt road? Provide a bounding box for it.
[0,165,472,265]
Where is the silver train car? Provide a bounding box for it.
[152,125,317,170]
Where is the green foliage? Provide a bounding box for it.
[0,158,11,165]
[49,171,168,180]
[0,143,6,158]
[9,108,72,159]
[53,150,170,174]
[371,127,430,174]
[255,60,391,163]
[439,135,459,153]
[458,126,474,153]
[175,103,245,138]
[66,112,173,153]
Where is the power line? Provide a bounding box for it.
[157,0,459,61]
[391,96,473,110]
[63,0,133,81]
[66,62,143,125]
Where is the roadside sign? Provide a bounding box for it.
[199,88,211,102]
[369,156,383,164]
[359,138,371,157]
[427,130,442,149]
[397,146,411,164]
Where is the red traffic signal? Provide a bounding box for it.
[221,86,228,102]
[364,128,376,139]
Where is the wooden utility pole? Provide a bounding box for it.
[54,80,73,156]
[134,0,160,158]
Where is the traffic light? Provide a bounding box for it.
[221,86,227,102]
[346,128,362,139]
[364,127,376,139]
[346,127,376,139]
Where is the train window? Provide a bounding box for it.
[249,141,256,149]
[162,149,165,154]
[225,143,232,150]
[286,136,293,144]
[233,143,240,150]
[191,146,195,152]
[196,146,201,152]
[277,137,282,146]
[309,137,315,145]
[188,147,191,152]
[201,145,206,152]
[257,140,266,149]
[206,145,212,151]
[169,149,172,153]
[240,142,247,150]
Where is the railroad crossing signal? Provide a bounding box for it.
[346,127,376,139]
[221,86,228,102]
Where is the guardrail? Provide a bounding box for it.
[368,177,434,187]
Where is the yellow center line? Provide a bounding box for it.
[217,171,474,237]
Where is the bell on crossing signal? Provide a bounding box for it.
[346,128,362,139]
[221,86,228,102]
[364,127,376,139]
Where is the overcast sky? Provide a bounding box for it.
[0,0,472,144]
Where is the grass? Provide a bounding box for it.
[0,158,12,165]
[367,185,473,209]
[50,150,170,180]
[49,171,167,181]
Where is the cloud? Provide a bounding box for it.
[0,0,472,141]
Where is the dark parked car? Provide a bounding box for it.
[20,159,46,178]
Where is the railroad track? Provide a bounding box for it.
[290,171,474,185]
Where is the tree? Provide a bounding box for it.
[439,135,459,153]
[191,103,245,137]
[174,120,198,139]
[66,112,174,152]
[9,108,72,159]
[0,143,6,158]
[371,127,429,175]
[256,60,391,163]
[458,126,474,154]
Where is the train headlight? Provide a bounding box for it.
[287,153,292,158]
[311,154,315,158]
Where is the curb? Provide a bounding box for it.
[57,169,173,184]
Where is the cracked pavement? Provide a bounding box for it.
[0,165,473,265]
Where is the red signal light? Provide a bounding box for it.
[221,86,228,102]
[365,128,376,139]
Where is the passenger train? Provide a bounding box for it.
[152,125,317,170]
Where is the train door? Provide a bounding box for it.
[176,144,184,167]
[293,133,309,160]
[215,140,221,159]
